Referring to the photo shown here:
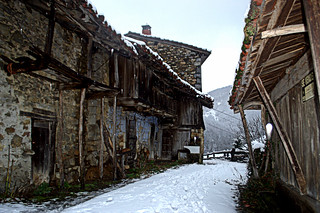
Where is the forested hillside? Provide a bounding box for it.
[203,86,262,152]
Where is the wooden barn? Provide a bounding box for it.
[126,28,212,161]
[229,0,320,211]
[0,0,213,193]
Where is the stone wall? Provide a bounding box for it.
[140,40,204,91]
[0,0,208,192]
[0,1,58,191]
[0,0,113,190]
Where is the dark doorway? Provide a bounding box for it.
[162,129,173,160]
[150,124,155,159]
[31,119,55,185]
[126,118,137,165]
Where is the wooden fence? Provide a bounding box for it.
[204,150,249,161]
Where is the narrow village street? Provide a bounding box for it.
[0,159,247,212]
[1,0,320,211]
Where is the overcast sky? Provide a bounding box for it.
[89,0,250,93]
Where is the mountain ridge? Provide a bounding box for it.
[204,85,260,152]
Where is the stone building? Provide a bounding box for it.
[126,27,212,161]
[126,27,210,91]
[0,0,212,193]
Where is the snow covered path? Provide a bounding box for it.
[0,159,247,213]
[63,159,247,213]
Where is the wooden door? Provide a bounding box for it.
[126,119,137,164]
[31,120,55,184]
[162,129,173,160]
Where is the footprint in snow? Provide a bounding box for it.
[106,197,113,202]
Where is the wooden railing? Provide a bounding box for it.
[204,150,249,160]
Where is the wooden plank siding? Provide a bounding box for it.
[115,55,178,117]
[178,96,202,127]
[229,0,320,205]
[271,58,320,199]
[274,84,320,199]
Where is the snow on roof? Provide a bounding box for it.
[81,0,213,104]
[126,31,211,54]
[124,36,214,103]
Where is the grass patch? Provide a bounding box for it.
[126,160,184,179]
[1,160,184,203]
[27,180,119,203]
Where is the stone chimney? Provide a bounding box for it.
[142,24,151,35]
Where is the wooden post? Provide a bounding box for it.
[239,104,259,178]
[253,76,306,194]
[199,128,204,164]
[86,37,93,78]
[112,95,117,180]
[57,88,64,187]
[261,104,267,131]
[99,98,104,180]
[44,0,55,55]
[79,88,86,189]
[113,53,119,88]
[302,0,320,103]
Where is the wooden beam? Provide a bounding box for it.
[78,88,86,189]
[101,122,123,177]
[199,128,204,164]
[261,104,267,131]
[86,90,119,100]
[270,51,313,101]
[238,104,259,178]
[253,76,306,194]
[261,24,306,39]
[113,53,119,88]
[239,0,294,104]
[112,95,117,180]
[233,101,262,113]
[302,0,320,103]
[243,101,263,110]
[86,37,93,78]
[44,0,55,55]
[99,98,104,180]
[261,47,304,68]
[57,88,64,187]
[59,82,87,90]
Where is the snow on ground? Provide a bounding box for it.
[63,159,247,213]
[0,159,247,213]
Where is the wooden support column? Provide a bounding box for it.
[99,98,104,180]
[261,104,267,131]
[302,0,320,103]
[113,53,119,88]
[86,37,93,78]
[78,88,86,189]
[57,88,64,187]
[199,128,204,164]
[253,76,307,194]
[112,95,117,180]
[44,0,55,55]
[239,104,259,178]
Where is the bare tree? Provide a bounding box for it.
[234,116,265,150]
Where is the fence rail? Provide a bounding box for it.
[204,150,249,160]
